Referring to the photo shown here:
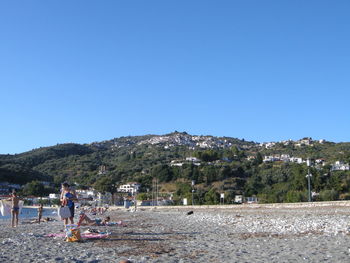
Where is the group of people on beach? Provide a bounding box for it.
[60,182,111,226]
[3,182,112,229]
[2,182,76,227]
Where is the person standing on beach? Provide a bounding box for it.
[6,190,21,228]
[38,203,43,224]
[60,182,77,225]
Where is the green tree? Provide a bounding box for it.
[202,166,217,185]
[93,176,116,194]
[290,165,307,191]
[285,190,306,203]
[22,181,47,197]
[195,150,220,162]
[173,182,192,205]
[152,165,173,182]
[204,188,219,205]
[255,152,263,165]
[319,189,339,201]
[137,192,151,201]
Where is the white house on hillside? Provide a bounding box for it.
[49,193,60,199]
[117,182,141,194]
[331,161,350,171]
[263,155,280,162]
[76,189,97,199]
[186,157,200,162]
[289,157,303,164]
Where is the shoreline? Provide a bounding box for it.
[18,200,350,211]
[109,200,350,211]
[22,205,57,209]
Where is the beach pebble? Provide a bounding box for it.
[1,204,350,262]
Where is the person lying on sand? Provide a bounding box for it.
[77,212,110,226]
[30,217,54,224]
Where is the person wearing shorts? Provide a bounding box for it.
[6,190,21,227]
[60,182,77,226]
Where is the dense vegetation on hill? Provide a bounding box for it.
[1,132,350,204]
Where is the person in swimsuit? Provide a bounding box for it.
[38,203,43,224]
[6,190,21,228]
[60,182,77,225]
[77,212,110,226]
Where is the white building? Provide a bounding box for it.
[296,137,313,147]
[170,162,184,167]
[245,196,258,203]
[117,182,141,194]
[260,142,276,149]
[263,155,280,162]
[281,140,292,146]
[289,157,303,164]
[49,193,60,199]
[234,195,243,203]
[331,161,350,171]
[315,159,326,166]
[186,157,200,162]
[170,160,184,167]
[76,189,97,199]
[280,154,291,161]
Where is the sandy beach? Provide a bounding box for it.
[1,203,350,262]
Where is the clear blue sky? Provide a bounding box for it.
[1,1,350,154]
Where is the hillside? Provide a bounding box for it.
[1,132,350,203]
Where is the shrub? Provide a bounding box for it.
[319,189,339,201]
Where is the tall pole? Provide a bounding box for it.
[156,178,158,206]
[157,177,159,206]
[156,178,159,206]
[306,159,312,202]
[134,188,137,212]
[152,179,154,206]
[307,167,311,202]
[152,178,155,206]
[191,180,195,206]
[192,190,194,206]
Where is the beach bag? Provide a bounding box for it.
[58,206,71,219]
[66,228,81,242]
[65,224,81,242]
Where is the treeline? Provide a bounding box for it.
[1,136,350,203]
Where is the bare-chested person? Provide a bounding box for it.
[7,191,21,227]
[38,203,43,224]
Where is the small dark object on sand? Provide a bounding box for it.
[119,260,132,263]
[187,211,194,215]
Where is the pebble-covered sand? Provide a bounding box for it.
[1,203,350,262]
